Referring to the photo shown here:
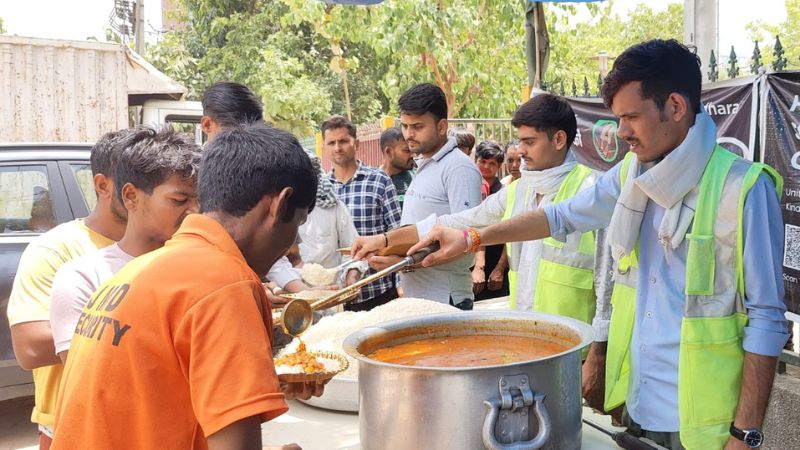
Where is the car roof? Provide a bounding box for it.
[0,142,92,162]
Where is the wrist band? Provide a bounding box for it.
[465,228,481,254]
[463,230,472,253]
[383,232,389,247]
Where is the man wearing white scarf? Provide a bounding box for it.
[410,40,787,450]
[351,93,614,383]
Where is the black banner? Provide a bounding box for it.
[761,72,800,316]
[565,77,758,171]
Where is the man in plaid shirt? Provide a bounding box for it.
[324,115,402,311]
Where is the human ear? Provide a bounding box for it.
[121,183,138,211]
[668,93,689,122]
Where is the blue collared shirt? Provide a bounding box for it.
[400,137,483,304]
[544,160,788,432]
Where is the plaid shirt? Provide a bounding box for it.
[329,161,402,301]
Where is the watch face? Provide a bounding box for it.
[744,430,763,448]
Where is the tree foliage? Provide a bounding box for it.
[0,16,5,34]
[544,2,684,90]
[747,0,800,72]
[150,0,687,131]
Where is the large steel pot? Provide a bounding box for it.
[343,311,593,450]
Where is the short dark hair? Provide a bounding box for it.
[380,127,404,150]
[448,128,475,151]
[321,115,356,139]
[601,39,702,115]
[91,129,134,177]
[398,83,448,122]
[202,81,264,128]
[113,126,201,202]
[199,123,317,220]
[475,141,504,164]
[511,94,577,147]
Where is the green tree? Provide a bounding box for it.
[0,16,5,34]
[544,2,684,90]
[747,0,800,71]
[283,0,527,118]
[150,0,388,132]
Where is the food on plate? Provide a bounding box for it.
[367,335,569,367]
[282,290,336,301]
[301,263,338,287]
[274,341,330,374]
[275,298,459,379]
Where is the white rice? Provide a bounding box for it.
[275,356,343,375]
[276,298,458,379]
[301,263,338,287]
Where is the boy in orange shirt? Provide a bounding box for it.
[53,124,322,450]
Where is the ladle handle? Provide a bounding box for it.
[408,243,440,265]
[310,244,441,311]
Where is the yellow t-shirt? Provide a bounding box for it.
[7,219,114,427]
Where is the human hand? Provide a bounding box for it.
[368,254,403,271]
[265,288,291,307]
[344,268,361,287]
[487,266,504,291]
[472,268,486,294]
[407,225,469,267]
[723,437,750,450]
[581,343,607,412]
[352,234,386,260]
[263,443,302,450]
[280,380,326,401]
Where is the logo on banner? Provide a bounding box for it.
[592,120,619,162]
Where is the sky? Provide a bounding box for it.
[0,0,789,62]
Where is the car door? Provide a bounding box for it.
[0,160,73,391]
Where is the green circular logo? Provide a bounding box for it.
[592,120,619,162]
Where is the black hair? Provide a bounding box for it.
[398,83,448,122]
[199,123,317,220]
[90,129,135,177]
[201,81,264,128]
[511,94,577,147]
[475,141,504,164]
[379,127,404,150]
[321,115,357,139]
[448,128,476,151]
[113,126,201,202]
[601,39,702,115]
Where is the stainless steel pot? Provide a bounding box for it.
[343,311,593,450]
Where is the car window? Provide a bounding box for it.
[70,163,97,211]
[0,165,55,234]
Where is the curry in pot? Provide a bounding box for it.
[367,335,569,367]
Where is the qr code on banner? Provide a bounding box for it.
[784,224,800,271]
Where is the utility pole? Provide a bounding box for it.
[684,0,718,83]
[134,0,145,55]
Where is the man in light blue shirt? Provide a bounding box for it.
[412,40,787,450]
[369,83,482,308]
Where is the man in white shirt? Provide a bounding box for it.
[50,127,201,362]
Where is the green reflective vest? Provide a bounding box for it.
[603,147,782,450]
[504,164,597,326]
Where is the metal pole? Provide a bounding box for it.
[134,0,145,55]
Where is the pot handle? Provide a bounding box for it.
[481,393,551,450]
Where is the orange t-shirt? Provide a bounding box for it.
[52,214,288,450]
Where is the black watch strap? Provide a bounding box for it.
[729,423,746,441]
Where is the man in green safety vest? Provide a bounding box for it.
[402,39,789,450]
[353,93,612,329]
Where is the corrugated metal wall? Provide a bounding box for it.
[0,36,128,143]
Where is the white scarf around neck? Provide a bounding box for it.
[522,150,578,196]
[607,111,718,262]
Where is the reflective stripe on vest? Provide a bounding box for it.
[534,165,597,325]
[503,178,529,309]
[603,147,782,450]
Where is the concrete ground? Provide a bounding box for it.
[0,396,37,450]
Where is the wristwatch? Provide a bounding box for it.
[729,423,764,448]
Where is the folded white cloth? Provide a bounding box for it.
[523,150,578,196]
[607,111,717,262]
